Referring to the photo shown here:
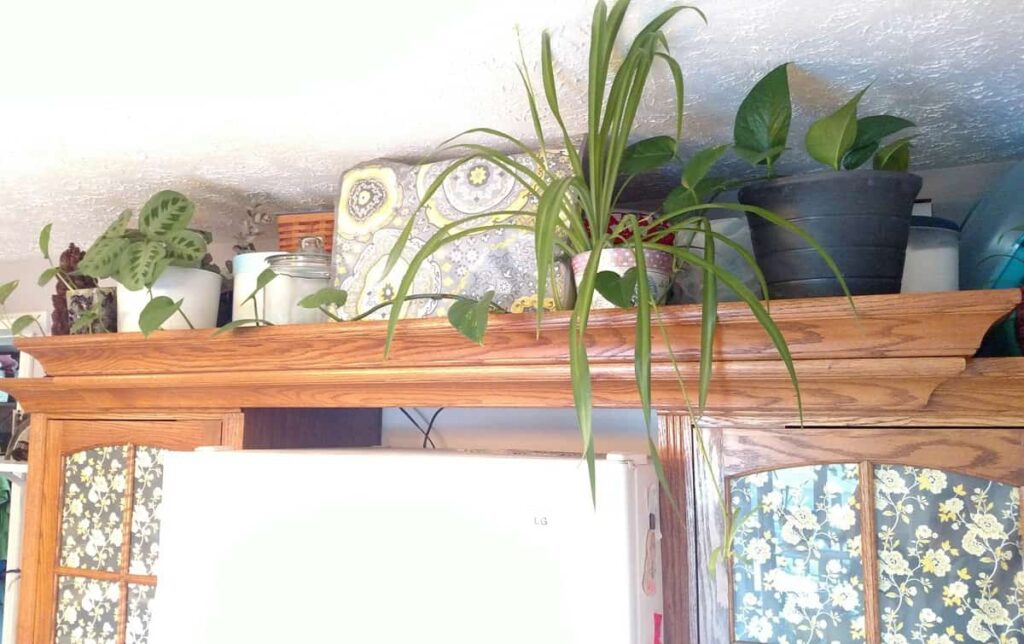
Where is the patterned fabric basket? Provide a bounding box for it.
[332,152,574,320]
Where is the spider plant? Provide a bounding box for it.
[380,0,847,502]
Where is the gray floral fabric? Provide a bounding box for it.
[875,465,1023,644]
[54,576,120,644]
[59,446,129,571]
[126,584,157,644]
[731,464,866,643]
[130,446,166,575]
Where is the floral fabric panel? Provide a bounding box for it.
[59,446,129,571]
[333,153,574,321]
[874,466,1023,643]
[731,464,866,643]
[55,575,120,644]
[126,584,157,644]
[130,446,166,575]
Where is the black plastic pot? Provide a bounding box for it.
[738,171,923,299]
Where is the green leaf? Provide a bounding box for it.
[138,296,182,337]
[698,217,717,411]
[116,240,166,291]
[139,190,194,237]
[100,209,134,240]
[734,145,787,167]
[619,135,676,175]
[733,63,791,170]
[10,314,38,336]
[297,287,348,309]
[447,291,494,345]
[70,309,99,334]
[162,229,207,266]
[682,145,730,190]
[77,236,128,279]
[594,268,638,308]
[663,186,699,214]
[37,267,60,287]
[211,319,274,336]
[0,281,17,305]
[805,87,867,170]
[842,115,915,169]
[630,223,652,434]
[39,223,53,261]
[874,137,913,172]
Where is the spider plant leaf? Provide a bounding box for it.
[698,217,717,412]
[534,176,575,332]
[620,136,677,176]
[139,190,194,237]
[734,63,791,171]
[0,280,18,305]
[654,52,685,142]
[39,223,53,261]
[297,286,348,309]
[447,290,494,345]
[441,127,543,167]
[682,145,730,190]
[10,314,38,336]
[570,309,596,505]
[873,136,913,172]
[37,267,60,287]
[806,87,867,170]
[842,115,915,169]
[138,296,182,337]
[706,230,770,309]
[541,31,584,177]
[646,435,681,519]
[631,221,653,432]
[594,268,638,308]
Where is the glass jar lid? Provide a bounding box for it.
[267,252,332,279]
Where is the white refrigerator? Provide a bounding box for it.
[149,449,664,644]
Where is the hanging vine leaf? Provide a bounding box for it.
[297,287,348,309]
[37,267,60,286]
[447,291,494,344]
[39,223,53,260]
[594,268,638,308]
[240,268,278,307]
[0,281,17,305]
[10,314,38,336]
[138,296,183,337]
[139,190,194,237]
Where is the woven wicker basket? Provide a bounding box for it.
[276,211,335,253]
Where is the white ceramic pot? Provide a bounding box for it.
[117,266,223,332]
[571,248,674,310]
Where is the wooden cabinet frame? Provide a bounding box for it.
[5,290,1024,644]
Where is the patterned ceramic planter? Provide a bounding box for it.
[66,287,117,334]
[571,248,674,310]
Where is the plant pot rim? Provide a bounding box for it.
[740,169,923,192]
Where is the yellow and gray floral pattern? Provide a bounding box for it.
[59,446,128,572]
[334,152,575,320]
[55,575,120,644]
[731,464,865,643]
[130,446,166,576]
[126,584,156,644]
[874,465,1023,644]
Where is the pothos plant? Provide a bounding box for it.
[734,63,916,176]
[375,0,848,522]
[77,190,212,334]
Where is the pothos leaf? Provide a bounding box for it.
[619,136,677,175]
[594,268,638,308]
[138,296,182,337]
[10,314,38,336]
[139,190,194,237]
[39,223,53,260]
[37,267,61,287]
[805,87,867,170]
[297,287,348,309]
[0,280,17,305]
[874,137,913,172]
[447,291,494,344]
[733,63,791,169]
[682,145,729,190]
[242,268,278,306]
[842,115,915,169]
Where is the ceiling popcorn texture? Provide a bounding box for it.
[0,0,1021,260]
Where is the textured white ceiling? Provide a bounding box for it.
[1,0,1022,260]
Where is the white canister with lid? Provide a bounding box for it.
[232,252,285,323]
[265,253,332,325]
[901,216,960,293]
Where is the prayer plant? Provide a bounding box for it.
[378,0,848,505]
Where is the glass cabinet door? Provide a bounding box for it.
[689,425,1024,644]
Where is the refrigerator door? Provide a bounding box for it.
[149,450,661,644]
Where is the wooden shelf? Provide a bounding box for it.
[5,290,1020,415]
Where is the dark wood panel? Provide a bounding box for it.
[238,408,382,449]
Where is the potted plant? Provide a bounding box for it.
[36,224,117,334]
[77,191,223,334]
[379,0,845,500]
[733,63,921,298]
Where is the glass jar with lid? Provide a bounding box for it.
[264,252,332,325]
